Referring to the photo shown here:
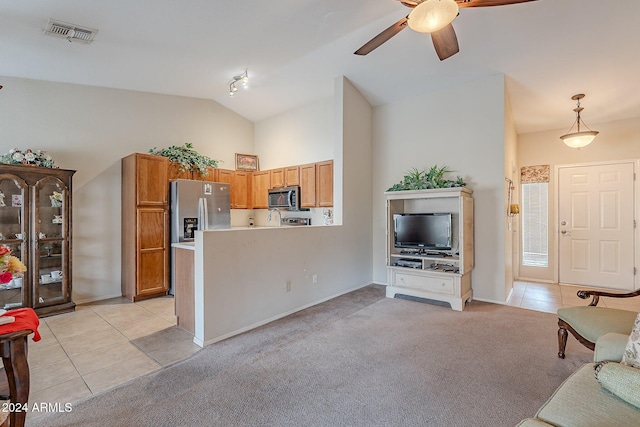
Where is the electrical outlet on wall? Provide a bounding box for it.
[312,274,318,284]
[286,280,291,292]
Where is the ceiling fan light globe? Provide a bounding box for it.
[407,0,459,34]
[560,131,598,148]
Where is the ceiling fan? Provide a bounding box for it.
[354,0,538,61]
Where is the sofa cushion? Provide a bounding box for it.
[536,363,640,426]
[595,332,629,363]
[595,362,640,409]
[557,306,637,343]
[622,312,640,368]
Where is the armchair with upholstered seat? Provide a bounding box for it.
[557,288,640,359]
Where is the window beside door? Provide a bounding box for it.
[521,182,549,267]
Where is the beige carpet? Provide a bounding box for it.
[26,285,592,427]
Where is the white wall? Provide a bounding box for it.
[253,99,334,169]
[518,116,640,282]
[252,98,336,227]
[372,74,509,304]
[503,85,519,299]
[195,77,374,344]
[0,76,254,303]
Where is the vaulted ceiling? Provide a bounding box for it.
[1,0,638,134]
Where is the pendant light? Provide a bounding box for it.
[559,94,599,149]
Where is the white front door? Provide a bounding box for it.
[558,162,635,290]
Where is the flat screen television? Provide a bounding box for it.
[393,213,453,251]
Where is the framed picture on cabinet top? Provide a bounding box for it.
[235,153,259,171]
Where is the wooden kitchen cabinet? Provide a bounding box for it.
[271,166,300,188]
[299,160,333,208]
[299,163,316,208]
[173,247,195,334]
[284,166,300,187]
[316,160,333,207]
[122,153,169,301]
[270,168,284,188]
[0,164,75,317]
[233,171,252,209]
[216,168,252,209]
[216,168,233,185]
[252,171,270,209]
[168,162,192,181]
[194,166,218,182]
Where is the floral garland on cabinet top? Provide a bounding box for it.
[0,148,57,168]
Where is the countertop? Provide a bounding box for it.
[171,224,329,249]
[171,242,195,250]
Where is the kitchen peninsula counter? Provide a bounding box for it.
[174,222,369,348]
[172,224,329,338]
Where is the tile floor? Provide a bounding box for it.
[508,281,640,313]
[17,282,640,422]
[24,296,200,421]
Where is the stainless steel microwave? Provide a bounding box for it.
[268,186,305,210]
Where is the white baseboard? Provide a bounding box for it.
[472,296,506,305]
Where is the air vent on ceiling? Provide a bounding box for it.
[44,19,98,43]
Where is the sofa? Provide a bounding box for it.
[517,332,640,426]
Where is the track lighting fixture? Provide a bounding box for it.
[229,69,249,97]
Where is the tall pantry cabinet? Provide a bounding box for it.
[121,153,170,301]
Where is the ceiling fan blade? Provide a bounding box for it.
[397,0,418,8]
[431,23,459,61]
[456,0,538,8]
[354,17,408,55]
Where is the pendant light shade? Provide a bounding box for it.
[408,0,459,34]
[559,94,599,148]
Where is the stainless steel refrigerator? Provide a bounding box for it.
[170,179,231,243]
[169,179,230,295]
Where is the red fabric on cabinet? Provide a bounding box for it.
[0,308,40,341]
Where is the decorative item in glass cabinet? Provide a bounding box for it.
[0,245,26,285]
[0,190,5,207]
[50,191,63,207]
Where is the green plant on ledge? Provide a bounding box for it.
[387,165,466,191]
[149,143,220,176]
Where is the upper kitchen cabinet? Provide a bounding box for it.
[216,169,252,209]
[270,166,300,189]
[316,160,333,207]
[300,163,317,208]
[168,162,193,181]
[270,169,284,188]
[300,160,333,208]
[216,168,234,186]
[135,154,169,205]
[284,166,300,187]
[252,171,270,209]
[233,170,252,209]
[121,153,169,301]
[0,164,75,317]
[193,166,218,182]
